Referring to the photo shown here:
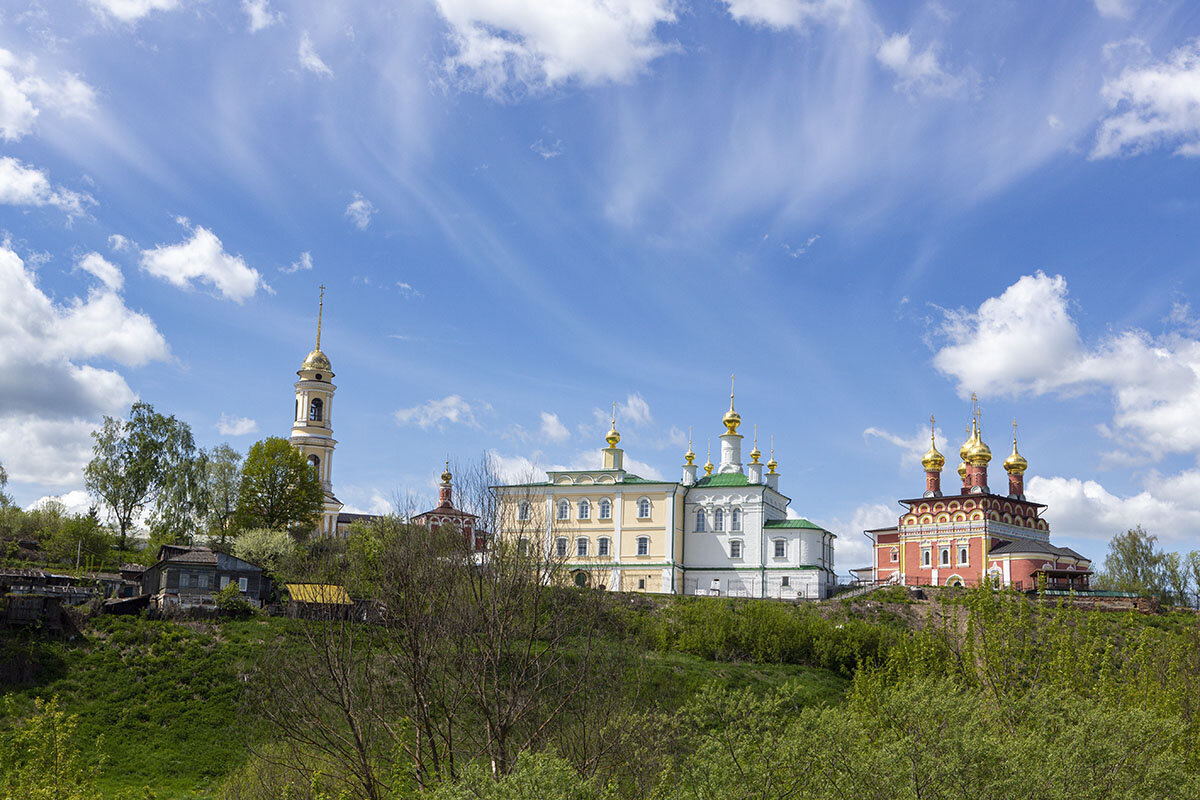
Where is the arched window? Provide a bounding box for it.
[958,546,969,565]
[729,539,743,558]
[714,508,724,531]
[637,498,651,519]
[773,539,786,558]
[598,537,611,556]
[555,537,568,557]
[636,536,650,556]
[307,454,320,474]
[576,537,589,557]
[598,499,612,520]
[578,499,591,520]
[557,500,570,521]
[309,397,324,422]
[731,508,742,531]
[517,501,530,522]
[695,509,706,532]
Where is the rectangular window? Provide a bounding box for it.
[782,576,790,587]
[220,576,230,589]
[774,540,786,558]
[179,572,189,588]
[238,577,248,592]
[599,500,611,519]
[922,549,931,567]
[636,537,649,556]
[959,546,969,565]
[940,548,950,566]
[730,540,743,559]
[637,578,646,590]
[556,538,568,557]
[598,537,610,556]
[576,538,589,557]
[198,573,209,589]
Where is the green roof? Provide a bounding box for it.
[693,473,753,487]
[764,518,832,534]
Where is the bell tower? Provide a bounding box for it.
[290,286,343,536]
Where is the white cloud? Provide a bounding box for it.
[281,251,313,274]
[0,48,96,141]
[243,0,281,32]
[216,414,258,436]
[864,424,950,469]
[435,0,679,96]
[783,234,820,258]
[345,192,376,230]
[26,489,93,516]
[395,395,480,428]
[76,252,123,291]
[619,393,653,426]
[932,271,1200,461]
[540,411,570,442]
[530,138,563,159]
[0,156,95,217]
[720,0,855,30]
[298,32,334,77]
[0,244,169,485]
[107,234,134,252]
[876,33,965,97]
[87,0,179,24]
[822,502,897,571]
[1093,38,1200,159]
[140,219,264,303]
[396,281,422,299]
[486,450,546,485]
[1093,0,1134,19]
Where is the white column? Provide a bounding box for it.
[718,433,743,474]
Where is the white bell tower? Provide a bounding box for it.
[289,285,343,536]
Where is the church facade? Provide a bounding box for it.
[493,386,836,599]
[867,403,1092,590]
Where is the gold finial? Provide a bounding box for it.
[441,459,452,483]
[750,424,761,463]
[766,435,777,473]
[921,414,945,472]
[316,284,325,349]
[965,400,992,466]
[685,426,695,465]
[704,440,714,475]
[722,372,742,434]
[605,402,621,448]
[1004,418,1028,474]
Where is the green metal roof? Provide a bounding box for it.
[764,518,832,534]
[692,473,754,487]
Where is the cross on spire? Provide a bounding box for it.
[729,372,736,411]
[316,284,325,349]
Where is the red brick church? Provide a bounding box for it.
[868,401,1091,590]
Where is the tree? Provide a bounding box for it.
[84,402,205,550]
[1162,552,1190,607]
[235,437,324,534]
[1095,526,1166,597]
[0,459,10,508]
[232,528,295,574]
[46,511,112,567]
[0,695,103,800]
[203,444,242,547]
[1188,551,1200,609]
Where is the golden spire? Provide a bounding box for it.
[1004,418,1028,474]
[605,402,621,448]
[750,424,762,463]
[685,426,695,465]
[722,373,742,434]
[316,284,325,349]
[921,414,945,472]
[704,440,714,475]
[441,459,452,483]
[766,435,778,474]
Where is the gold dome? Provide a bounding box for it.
[302,348,332,373]
[722,374,741,434]
[685,447,695,465]
[441,461,452,484]
[921,416,944,472]
[703,458,714,475]
[957,461,968,479]
[1004,424,1028,474]
[766,456,778,474]
[966,427,992,466]
[750,445,761,463]
[605,402,620,448]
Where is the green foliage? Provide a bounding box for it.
[84,402,206,550]
[233,528,295,575]
[235,438,323,534]
[427,751,617,800]
[214,582,255,618]
[1094,526,1183,601]
[0,695,104,800]
[203,444,242,548]
[45,511,113,567]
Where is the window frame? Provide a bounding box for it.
[598,536,611,556]
[578,499,591,520]
[714,508,724,531]
[695,508,706,532]
[557,500,570,521]
[890,546,899,563]
[958,545,969,565]
[636,536,650,556]
[555,537,568,557]
[940,547,951,567]
[576,537,589,557]
[517,501,531,522]
[598,498,612,520]
[922,548,932,567]
[730,539,743,559]
[731,508,742,532]
[637,497,651,519]
[309,397,324,422]
[773,538,786,559]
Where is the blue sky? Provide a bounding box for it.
[4,0,1200,571]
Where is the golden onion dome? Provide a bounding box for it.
[958,432,973,462]
[703,458,714,476]
[957,461,968,479]
[605,425,620,448]
[302,348,332,373]
[766,456,778,474]
[750,445,761,463]
[922,440,945,472]
[441,461,452,484]
[685,446,695,465]
[723,408,741,435]
[964,438,993,470]
[1004,440,1028,475]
